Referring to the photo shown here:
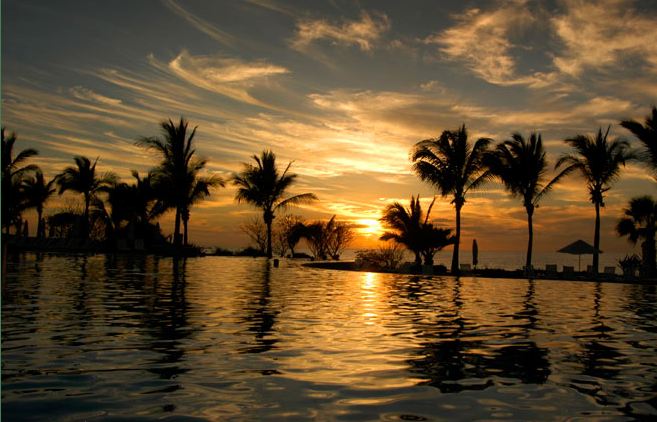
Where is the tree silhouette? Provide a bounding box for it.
[56,156,116,239]
[556,127,635,275]
[380,195,453,267]
[232,150,317,258]
[22,170,56,238]
[2,127,39,233]
[485,133,569,273]
[616,196,657,278]
[411,125,491,274]
[620,106,657,176]
[181,175,224,246]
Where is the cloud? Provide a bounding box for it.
[70,86,122,106]
[551,0,657,76]
[425,1,538,85]
[163,0,236,46]
[163,50,289,107]
[291,11,390,52]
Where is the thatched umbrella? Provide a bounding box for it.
[557,239,601,271]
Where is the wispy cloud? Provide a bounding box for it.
[162,0,236,46]
[291,11,390,52]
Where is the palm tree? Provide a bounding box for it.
[181,175,224,246]
[22,170,56,238]
[485,133,568,273]
[2,127,39,233]
[380,195,453,267]
[56,156,116,239]
[411,125,492,274]
[137,117,217,250]
[620,106,657,175]
[616,196,657,278]
[233,150,317,258]
[556,127,635,275]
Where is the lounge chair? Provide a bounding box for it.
[603,266,616,275]
[460,264,471,272]
[562,265,575,276]
[545,264,557,273]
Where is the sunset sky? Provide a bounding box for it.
[3,0,657,253]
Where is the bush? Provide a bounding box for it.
[355,244,406,271]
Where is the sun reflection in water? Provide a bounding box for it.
[361,272,380,324]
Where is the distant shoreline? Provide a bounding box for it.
[302,260,657,285]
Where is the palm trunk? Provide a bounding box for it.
[592,202,601,275]
[265,218,273,259]
[526,207,534,275]
[174,206,182,251]
[37,206,44,239]
[83,192,90,240]
[451,203,462,274]
[183,214,189,247]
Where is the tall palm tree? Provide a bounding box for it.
[137,117,216,250]
[485,133,568,273]
[181,174,224,246]
[22,170,56,238]
[411,125,492,274]
[616,196,657,278]
[2,127,39,233]
[556,127,635,275]
[620,106,657,175]
[56,156,116,239]
[233,150,317,258]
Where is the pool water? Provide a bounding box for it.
[3,254,657,420]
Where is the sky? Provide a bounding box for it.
[3,0,657,254]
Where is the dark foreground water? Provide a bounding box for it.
[3,254,657,421]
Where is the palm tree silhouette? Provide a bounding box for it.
[485,133,569,274]
[233,150,317,258]
[2,127,39,234]
[556,127,635,275]
[138,118,218,250]
[380,195,453,267]
[181,175,224,246]
[56,156,116,239]
[411,125,491,274]
[620,106,657,175]
[616,196,657,278]
[22,170,56,238]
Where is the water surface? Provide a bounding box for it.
[3,254,657,420]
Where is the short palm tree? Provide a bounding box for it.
[380,195,453,267]
[138,117,218,250]
[56,156,116,239]
[411,125,491,274]
[556,127,635,274]
[2,127,39,233]
[233,150,317,258]
[616,196,657,278]
[485,133,568,273]
[22,170,56,238]
[620,106,657,175]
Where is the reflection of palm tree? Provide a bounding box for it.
[411,125,491,274]
[233,150,317,258]
[56,156,116,239]
[2,127,39,233]
[616,196,657,278]
[485,133,568,273]
[620,106,657,175]
[138,118,219,249]
[22,170,56,238]
[242,260,279,354]
[556,128,635,275]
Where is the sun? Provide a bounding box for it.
[357,219,384,237]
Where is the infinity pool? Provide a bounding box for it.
[3,254,657,420]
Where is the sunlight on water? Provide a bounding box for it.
[2,253,657,420]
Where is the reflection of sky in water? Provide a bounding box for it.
[3,254,657,420]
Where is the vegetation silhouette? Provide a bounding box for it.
[485,133,569,274]
[621,106,657,176]
[55,156,117,240]
[21,170,56,239]
[616,196,657,278]
[232,150,317,258]
[411,125,491,274]
[2,127,39,234]
[137,117,221,251]
[380,195,453,268]
[556,127,635,275]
